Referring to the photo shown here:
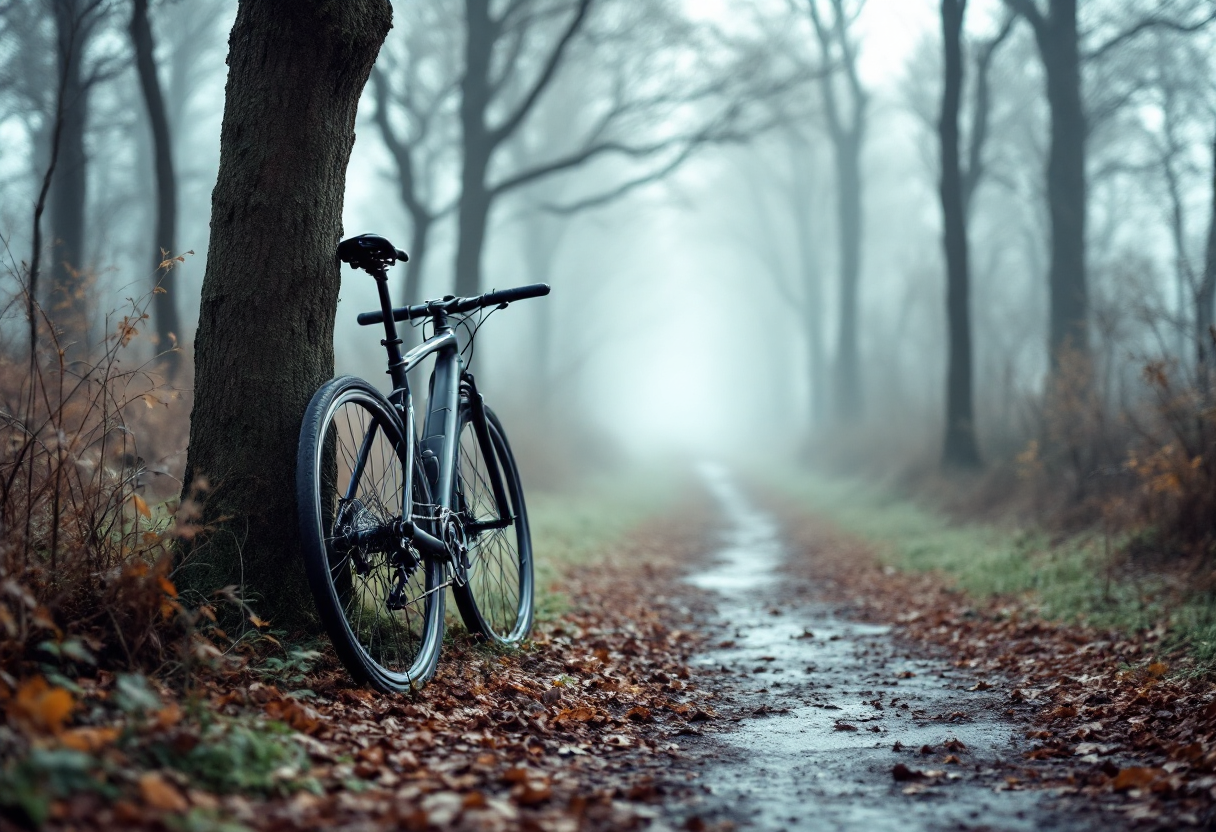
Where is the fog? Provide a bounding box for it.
[4,0,1215,490]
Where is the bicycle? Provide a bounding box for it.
[295,233,549,692]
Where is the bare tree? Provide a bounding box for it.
[1000,0,1088,372]
[1001,0,1215,376]
[129,0,180,373]
[46,0,111,342]
[368,0,460,313]
[940,0,981,468]
[939,5,1014,468]
[449,0,794,298]
[805,0,867,422]
[1202,127,1216,379]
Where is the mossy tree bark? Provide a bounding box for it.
[180,0,392,629]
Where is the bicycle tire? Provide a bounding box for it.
[450,404,534,644]
[296,376,444,691]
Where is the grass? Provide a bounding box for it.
[526,468,684,620]
[775,471,1216,666]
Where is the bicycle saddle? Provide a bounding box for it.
[337,234,408,274]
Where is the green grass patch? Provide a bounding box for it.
[776,471,1216,664]
[527,469,682,620]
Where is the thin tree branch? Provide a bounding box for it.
[1087,9,1216,62]
[488,0,593,150]
[962,11,1016,210]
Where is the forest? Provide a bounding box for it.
[4,0,1216,830]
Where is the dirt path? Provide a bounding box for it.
[659,467,1106,831]
[17,469,1193,831]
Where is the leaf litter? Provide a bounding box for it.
[0,508,721,831]
[775,502,1216,829]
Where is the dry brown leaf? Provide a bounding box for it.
[9,676,74,735]
[139,772,189,813]
[60,726,119,752]
[264,698,321,734]
[1112,767,1165,791]
[131,494,152,519]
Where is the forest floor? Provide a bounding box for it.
[5,467,1216,831]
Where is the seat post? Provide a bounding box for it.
[373,271,409,393]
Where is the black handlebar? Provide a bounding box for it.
[356,283,551,326]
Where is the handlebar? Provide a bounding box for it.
[356,283,551,327]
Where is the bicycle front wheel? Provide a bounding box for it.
[297,376,444,691]
[451,403,534,644]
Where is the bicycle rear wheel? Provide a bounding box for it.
[297,376,444,691]
[450,404,534,644]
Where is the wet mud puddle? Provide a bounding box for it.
[678,467,1097,832]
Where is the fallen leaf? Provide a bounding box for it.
[513,782,552,806]
[131,494,151,519]
[1112,767,1165,791]
[139,772,188,813]
[60,726,119,752]
[264,698,321,734]
[9,677,74,735]
[893,763,925,782]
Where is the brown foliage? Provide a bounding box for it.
[0,290,202,678]
[3,504,717,831]
[1120,360,1216,556]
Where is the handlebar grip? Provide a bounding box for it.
[480,283,551,307]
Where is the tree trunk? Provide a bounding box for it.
[520,210,563,421]
[180,0,392,628]
[833,138,863,420]
[396,212,430,350]
[1198,132,1216,384]
[940,0,982,469]
[404,218,431,302]
[454,0,493,299]
[788,144,826,426]
[130,0,181,374]
[454,167,489,298]
[49,0,89,344]
[1036,1,1089,370]
[803,288,826,425]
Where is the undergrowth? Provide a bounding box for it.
[775,471,1216,669]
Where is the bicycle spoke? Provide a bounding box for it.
[311,392,436,678]
[453,408,530,641]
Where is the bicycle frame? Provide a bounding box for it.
[365,271,513,565]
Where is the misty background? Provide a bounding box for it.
[3,0,1215,505]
